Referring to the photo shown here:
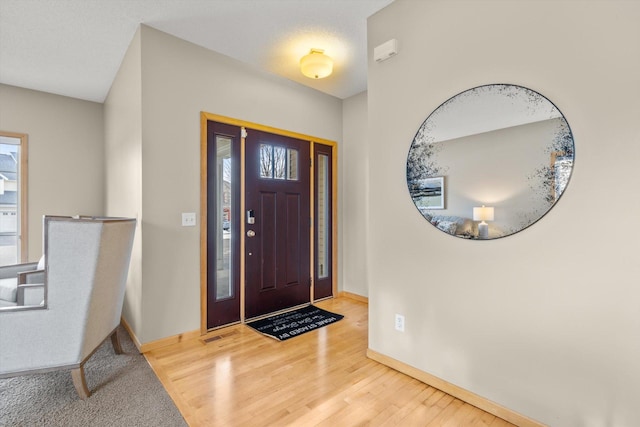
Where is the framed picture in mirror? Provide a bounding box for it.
[408,176,444,210]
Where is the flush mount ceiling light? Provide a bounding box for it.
[300,48,333,79]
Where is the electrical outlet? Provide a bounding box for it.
[182,212,196,227]
[395,314,405,332]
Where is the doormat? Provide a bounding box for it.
[246,305,344,341]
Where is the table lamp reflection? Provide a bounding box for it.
[473,205,494,239]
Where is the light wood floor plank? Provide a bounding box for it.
[375,387,438,426]
[461,405,498,426]
[145,297,517,427]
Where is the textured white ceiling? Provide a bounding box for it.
[0,0,394,103]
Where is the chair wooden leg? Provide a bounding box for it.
[71,366,91,400]
[110,329,123,355]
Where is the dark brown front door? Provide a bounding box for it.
[244,129,311,319]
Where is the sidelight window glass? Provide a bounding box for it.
[316,154,329,279]
[216,135,233,300]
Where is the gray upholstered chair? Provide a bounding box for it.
[0,216,136,399]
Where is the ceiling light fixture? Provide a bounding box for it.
[300,49,333,79]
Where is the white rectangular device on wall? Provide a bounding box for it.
[374,39,398,62]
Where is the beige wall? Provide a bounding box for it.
[104,30,143,337]
[0,84,105,259]
[342,91,369,297]
[368,0,640,425]
[110,26,343,343]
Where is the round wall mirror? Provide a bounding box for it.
[406,84,574,239]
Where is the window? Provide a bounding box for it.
[0,132,27,266]
[215,135,233,300]
[259,144,299,181]
[316,153,329,278]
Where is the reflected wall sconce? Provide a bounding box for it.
[473,205,494,239]
[300,49,333,79]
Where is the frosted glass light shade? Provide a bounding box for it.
[473,206,494,221]
[300,49,333,79]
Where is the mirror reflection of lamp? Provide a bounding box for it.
[473,205,494,239]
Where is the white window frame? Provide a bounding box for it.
[0,131,28,263]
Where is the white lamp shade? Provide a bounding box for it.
[473,206,494,221]
[300,49,333,79]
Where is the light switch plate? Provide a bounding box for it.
[182,212,196,227]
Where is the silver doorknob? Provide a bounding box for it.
[247,230,256,237]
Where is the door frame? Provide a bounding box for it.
[199,112,338,333]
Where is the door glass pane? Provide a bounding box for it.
[317,154,329,279]
[260,144,273,179]
[288,149,299,181]
[0,138,20,266]
[216,135,233,300]
[259,143,299,182]
[273,146,286,180]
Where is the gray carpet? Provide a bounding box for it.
[0,327,187,427]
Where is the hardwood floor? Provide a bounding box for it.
[144,297,516,426]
